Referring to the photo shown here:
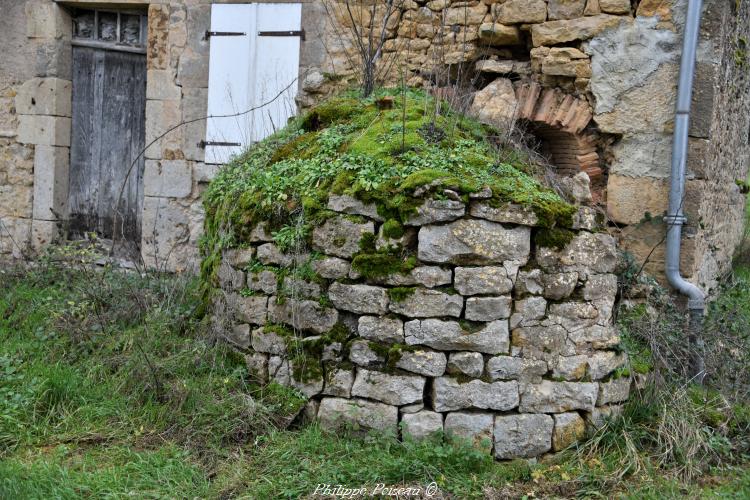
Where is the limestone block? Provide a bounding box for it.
[599,0,631,14]
[444,4,487,25]
[477,23,522,45]
[494,414,553,459]
[520,380,599,413]
[144,99,181,159]
[470,202,539,226]
[329,282,389,315]
[607,174,668,225]
[351,368,425,406]
[418,219,530,265]
[465,296,512,321]
[268,298,338,334]
[536,232,618,277]
[587,351,627,380]
[249,223,274,242]
[470,78,517,130]
[349,340,385,367]
[141,197,193,270]
[247,270,277,295]
[318,397,398,434]
[444,411,494,452]
[447,352,484,378]
[147,5,169,70]
[256,243,293,267]
[486,356,548,381]
[492,0,547,24]
[312,216,375,259]
[34,39,72,79]
[224,247,255,269]
[217,261,245,291]
[548,0,587,20]
[396,349,447,377]
[32,145,69,221]
[30,219,58,251]
[433,377,519,412]
[233,295,268,325]
[358,316,404,344]
[388,287,463,318]
[475,60,532,76]
[323,368,355,398]
[146,69,182,101]
[401,410,443,440]
[25,1,71,39]
[552,355,590,380]
[454,266,513,296]
[313,257,351,279]
[585,0,602,15]
[250,327,287,355]
[245,352,268,383]
[405,319,510,354]
[405,199,465,226]
[568,324,620,349]
[17,115,70,146]
[583,274,618,301]
[376,266,452,288]
[512,324,570,355]
[542,272,579,300]
[16,78,71,117]
[225,324,250,349]
[268,356,290,385]
[515,269,544,295]
[177,49,209,89]
[327,194,382,221]
[552,412,586,451]
[144,160,192,198]
[376,224,417,251]
[542,48,592,78]
[282,277,321,300]
[597,377,630,405]
[531,14,624,46]
[510,296,547,329]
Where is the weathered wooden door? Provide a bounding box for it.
[68,46,146,244]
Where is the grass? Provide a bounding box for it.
[1,240,749,498]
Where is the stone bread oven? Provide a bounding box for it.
[211,192,629,459]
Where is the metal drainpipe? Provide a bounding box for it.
[666,0,706,382]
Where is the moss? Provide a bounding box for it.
[368,342,416,372]
[388,286,416,303]
[381,219,405,240]
[264,323,294,337]
[199,88,575,311]
[358,232,377,253]
[351,253,416,279]
[534,227,576,250]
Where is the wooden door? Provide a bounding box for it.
[68,46,146,244]
[205,3,302,164]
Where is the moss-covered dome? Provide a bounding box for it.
[200,88,574,292]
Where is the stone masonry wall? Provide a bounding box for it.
[211,194,628,459]
[300,0,750,294]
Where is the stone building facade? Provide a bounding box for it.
[1,0,749,294]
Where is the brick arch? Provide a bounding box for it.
[514,83,602,180]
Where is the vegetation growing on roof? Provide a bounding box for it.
[200,88,574,298]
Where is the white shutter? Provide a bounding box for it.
[205,3,302,165]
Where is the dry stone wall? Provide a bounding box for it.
[211,193,628,459]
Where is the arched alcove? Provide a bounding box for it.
[515,83,602,181]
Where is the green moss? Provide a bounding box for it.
[199,89,575,309]
[534,227,576,250]
[381,219,405,240]
[368,342,416,372]
[388,287,416,303]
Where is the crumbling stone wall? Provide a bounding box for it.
[300,0,750,294]
[211,193,628,459]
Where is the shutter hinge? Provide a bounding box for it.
[258,30,305,41]
[199,140,242,149]
[204,31,246,39]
